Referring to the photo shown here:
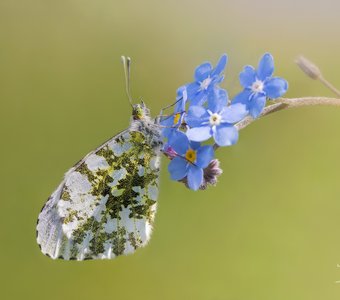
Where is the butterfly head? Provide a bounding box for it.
[132,101,150,121]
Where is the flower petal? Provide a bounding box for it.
[257,53,274,81]
[190,90,208,106]
[214,74,225,85]
[194,62,212,82]
[211,54,228,76]
[168,130,189,155]
[162,112,184,139]
[186,105,210,127]
[196,145,214,168]
[264,77,288,99]
[189,141,201,150]
[160,114,174,126]
[168,156,188,181]
[232,89,252,109]
[213,124,239,146]
[249,94,266,118]
[177,85,187,98]
[239,65,256,88]
[186,126,212,142]
[221,103,248,124]
[161,127,174,139]
[175,86,187,112]
[186,82,200,99]
[187,165,203,191]
[208,87,228,113]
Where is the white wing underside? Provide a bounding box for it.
[37,129,161,260]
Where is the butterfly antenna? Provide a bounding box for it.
[121,56,134,107]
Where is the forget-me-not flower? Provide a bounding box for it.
[161,86,187,140]
[233,53,288,118]
[167,131,214,190]
[186,54,228,106]
[185,88,248,146]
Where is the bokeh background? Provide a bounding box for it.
[2,0,340,299]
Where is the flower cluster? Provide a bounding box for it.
[161,53,288,190]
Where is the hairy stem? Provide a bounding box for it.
[213,96,340,150]
[235,97,340,131]
[318,77,340,97]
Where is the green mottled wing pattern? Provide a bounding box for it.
[37,129,161,260]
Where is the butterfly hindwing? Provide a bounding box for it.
[37,129,161,260]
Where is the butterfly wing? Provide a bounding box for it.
[37,129,161,260]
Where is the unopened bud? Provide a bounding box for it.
[163,145,177,160]
[295,55,322,80]
[201,159,223,189]
[180,159,223,190]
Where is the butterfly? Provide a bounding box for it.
[36,57,164,260]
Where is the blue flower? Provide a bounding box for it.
[161,86,187,140]
[175,85,187,112]
[185,88,248,146]
[186,54,228,106]
[167,131,214,191]
[233,53,288,118]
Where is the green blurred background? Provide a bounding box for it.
[2,0,340,299]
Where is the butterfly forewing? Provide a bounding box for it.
[37,129,161,260]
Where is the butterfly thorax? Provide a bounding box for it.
[130,103,163,151]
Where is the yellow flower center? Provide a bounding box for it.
[185,149,196,164]
[173,113,181,125]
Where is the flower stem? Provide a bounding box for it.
[213,96,340,150]
[318,76,340,97]
[236,97,340,131]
